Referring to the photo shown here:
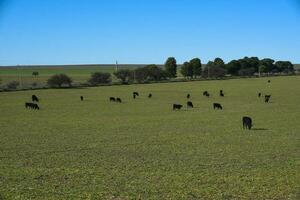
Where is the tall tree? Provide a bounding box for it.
[248,57,260,72]
[32,71,39,77]
[190,58,202,78]
[260,58,275,73]
[113,69,133,84]
[275,61,294,73]
[88,72,111,85]
[214,57,225,69]
[145,65,167,81]
[226,60,241,75]
[47,74,72,87]
[180,62,193,78]
[164,57,177,78]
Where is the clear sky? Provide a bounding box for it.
[0,0,299,65]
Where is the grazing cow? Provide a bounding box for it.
[109,97,116,102]
[242,116,252,130]
[32,95,39,102]
[148,93,152,98]
[80,96,84,101]
[213,103,223,110]
[203,91,210,97]
[173,104,183,110]
[265,95,271,103]
[133,92,139,96]
[220,90,224,97]
[25,102,39,110]
[32,104,40,110]
[268,80,271,83]
[187,94,191,99]
[187,101,194,108]
[258,93,262,98]
[116,98,122,103]
[25,102,32,109]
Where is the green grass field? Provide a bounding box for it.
[0,65,140,88]
[1,64,298,90]
[0,76,299,199]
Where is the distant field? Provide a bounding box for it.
[0,64,143,88]
[0,76,299,199]
[1,64,298,89]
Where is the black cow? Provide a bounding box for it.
[133,92,139,96]
[268,80,271,83]
[80,96,84,101]
[187,101,194,108]
[25,102,39,110]
[148,93,152,98]
[32,95,39,102]
[242,116,252,130]
[187,94,190,99]
[116,98,122,103]
[173,104,183,110]
[220,90,224,97]
[133,94,136,99]
[32,104,40,110]
[109,97,116,102]
[25,102,33,109]
[213,103,223,110]
[203,91,210,97]
[265,95,271,103]
[258,93,262,98]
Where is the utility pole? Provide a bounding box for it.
[115,60,118,72]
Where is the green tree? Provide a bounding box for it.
[113,69,133,84]
[180,62,193,78]
[164,57,177,78]
[190,58,202,78]
[32,71,39,77]
[145,65,167,81]
[203,65,226,78]
[248,57,260,72]
[260,58,275,73]
[238,67,255,76]
[214,57,225,68]
[204,58,227,78]
[259,65,268,73]
[226,60,241,75]
[6,81,20,90]
[133,67,148,83]
[47,74,72,88]
[275,61,294,73]
[88,72,111,85]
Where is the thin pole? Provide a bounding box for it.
[115,60,118,72]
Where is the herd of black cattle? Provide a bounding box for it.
[25,81,273,130]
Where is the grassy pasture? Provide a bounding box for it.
[0,76,299,199]
[0,65,139,88]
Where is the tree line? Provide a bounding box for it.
[113,56,294,84]
[2,56,293,89]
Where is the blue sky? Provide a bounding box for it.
[0,0,299,65]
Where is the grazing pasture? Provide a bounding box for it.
[0,65,139,88]
[0,76,299,199]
